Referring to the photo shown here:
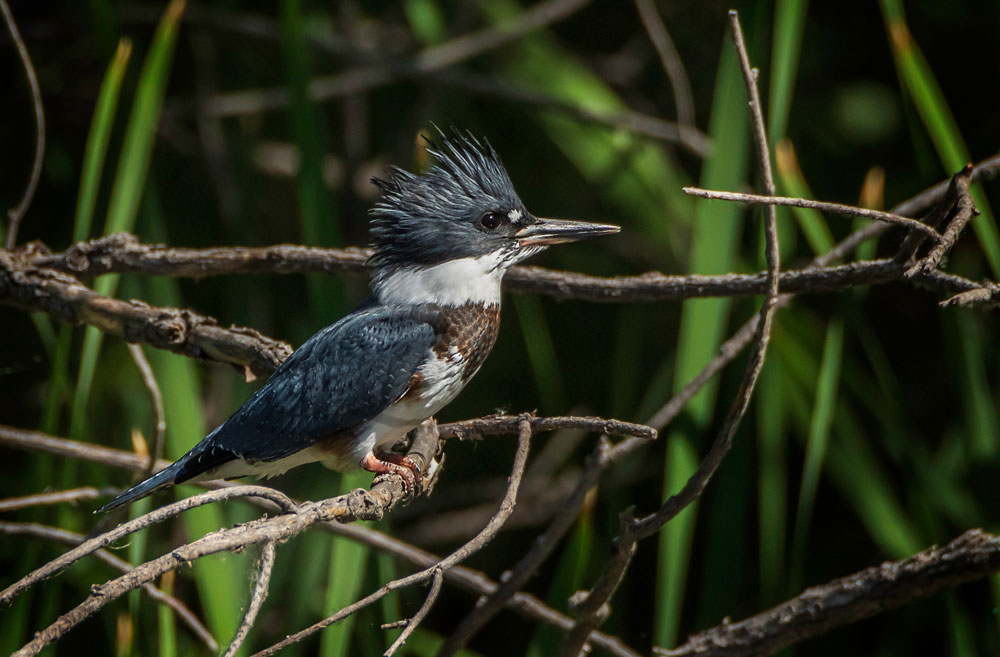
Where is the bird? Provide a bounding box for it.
[99,128,619,513]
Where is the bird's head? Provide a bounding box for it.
[369,129,619,306]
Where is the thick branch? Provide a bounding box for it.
[252,418,533,657]
[0,422,640,657]
[21,234,991,305]
[0,520,217,652]
[660,529,1000,657]
[10,424,441,656]
[0,250,292,379]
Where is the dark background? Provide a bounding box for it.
[2,1,1000,655]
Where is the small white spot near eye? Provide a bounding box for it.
[508,209,523,223]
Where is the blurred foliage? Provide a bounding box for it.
[2,1,1000,655]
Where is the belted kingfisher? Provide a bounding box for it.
[99,129,619,512]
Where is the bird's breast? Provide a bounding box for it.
[400,302,501,414]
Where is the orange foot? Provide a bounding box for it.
[361,451,423,496]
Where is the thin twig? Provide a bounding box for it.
[1,0,46,249]
[0,487,117,512]
[252,417,533,657]
[127,343,167,475]
[659,529,1000,657]
[10,456,435,657]
[384,568,444,657]
[193,0,591,116]
[634,0,695,126]
[905,164,977,277]
[436,437,610,657]
[222,541,276,657]
[0,485,297,608]
[633,5,782,542]
[556,12,783,655]
[438,414,655,441]
[0,520,218,652]
[0,422,639,657]
[683,186,942,241]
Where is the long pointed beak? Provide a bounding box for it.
[515,217,620,246]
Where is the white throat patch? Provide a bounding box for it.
[375,252,507,306]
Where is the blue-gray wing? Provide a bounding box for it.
[174,306,435,481]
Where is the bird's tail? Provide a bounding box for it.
[97,461,185,513]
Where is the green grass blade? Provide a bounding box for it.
[774,139,834,255]
[405,0,448,44]
[42,37,132,436]
[953,314,999,458]
[789,318,843,590]
[480,0,694,240]
[879,0,1000,278]
[526,510,595,657]
[755,358,788,606]
[280,0,344,326]
[767,0,809,142]
[512,295,567,412]
[654,35,750,648]
[319,470,373,657]
[74,37,133,242]
[139,183,245,647]
[68,0,186,440]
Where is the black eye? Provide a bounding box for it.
[479,212,502,230]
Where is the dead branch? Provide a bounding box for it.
[0,249,292,379]
[634,0,695,126]
[905,164,978,277]
[0,487,117,512]
[682,187,942,240]
[126,343,167,475]
[556,13,782,655]
[0,520,217,652]
[0,422,641,657]
[251,417,533,657]
[1,0,45,249]
[438,413,655,441]
[10,424,442,657]
[22,228,999,312]
[658,529,1000,657]
[385,568,444,656]
[0,485,297,608]
[222,541,276,657]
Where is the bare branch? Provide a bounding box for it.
[0,520,218,652]
[222,541,276,657]
[438,413,655,441]
[0,422,639,657]
[1,0,46,249]
[0,250,292,379]
[127,343,167,474]
[0,485,297,608]
[659,529,1000,657]
[634,0,695,126]
[252,417,533,657]
[0,487,117,512]
[21,233,995,307]
[556,12,783,655]
[905,164,978,277]
[436,437,611,657]
[385,568,444,657]
[682,186,942,241]
[193,0,590,116]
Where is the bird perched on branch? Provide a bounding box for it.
[100,128,619,512]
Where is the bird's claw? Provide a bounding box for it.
[362,451,423,499]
